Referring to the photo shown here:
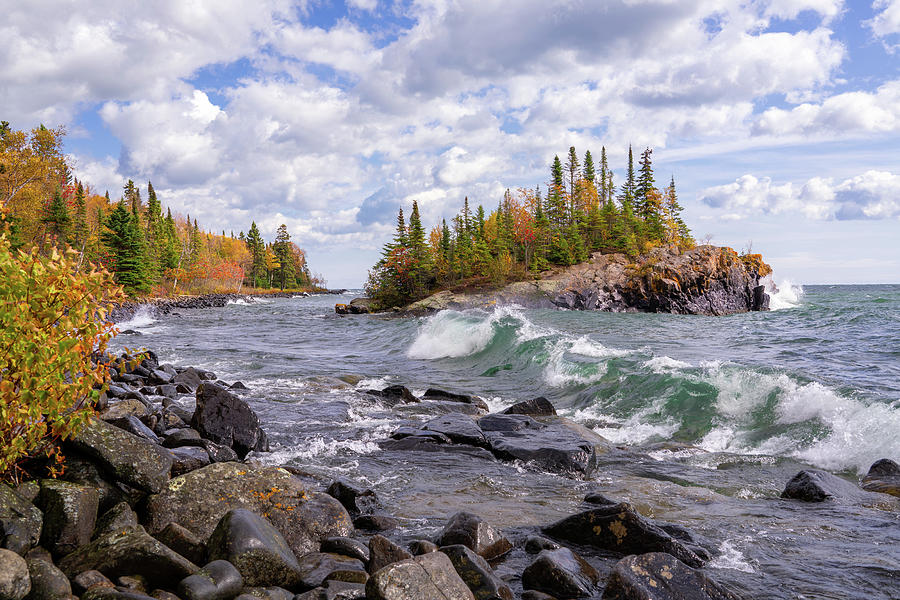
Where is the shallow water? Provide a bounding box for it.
[114,284,900,599]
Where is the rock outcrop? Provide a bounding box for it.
[406,245,772,316]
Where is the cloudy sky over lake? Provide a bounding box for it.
[3,0,898,286]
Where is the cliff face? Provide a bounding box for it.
[407,245,773,316]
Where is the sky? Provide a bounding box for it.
[2,0,899,287]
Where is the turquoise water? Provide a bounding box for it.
[114,284,900,598]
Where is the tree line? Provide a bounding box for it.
[0,122,322,296]
[366,145,694,308]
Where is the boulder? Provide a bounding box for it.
[162,429,202,448]
[37,479,99,557]
[58,525,198,584]
[148,369,175,385]
[67,417,174,494]
[100,399,149,421]
[367,535,411,574]
[348,298,371,314]
[293,580,366,600]
[207,509,303,589]
[435,512,512,560]
[365,551,475,600]
[522,547,599,599]
[502,397,557,416]
[107,415,160,443]
[781,470,871,503]
[363,386,418,405]
[422,389,489,411]
[191,384,269,459]
[0,484,43,552]
[543,503,704,568]
[173,368,204,390]
[57,453,137,514]
[25,555,72,600]
[0,549,31,600]
[296,552,367,589]
[423,414,488,448]
[524,536,559,554]
[234,587,293,600]
[170,447,212,477]
[81,589,156,600]
[325,481,377,516]
[352,514,398,532]
[93,502,139,539]
[144,463,353,559]
[71,569,114,595]
[483,417,602,476]
[177,560,243,600]
[153,522,206,566]
[408,540,438,556]
[321,537,369,564]
[602,552,743,600]
[861,459,900,497]
[441,544,513,600]
[584,492,617,506]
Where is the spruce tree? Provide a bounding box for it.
[245,221,266,287]
[548,155,566,229]
[101,202,150,294]
[72,182,88,250]
[273,224,295,290]
[407,201,431,295]
[566,146,580,220]
[599,147,609,204]
[583,150,595,183]
[42,188,70,246]
[636,147,655,218]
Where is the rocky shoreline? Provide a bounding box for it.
[3,348,898,600]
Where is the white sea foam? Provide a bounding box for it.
[407,305,541,359]
[762,275,803,310]
[643,355,691,373]
[709,539,756,573]
[569,336,630,359]
[116,306,157,333]
[572,397,680,445]
[261,435,380,464]
[543,341,608,387]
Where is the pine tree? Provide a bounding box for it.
[72,182,88,250]
[273,224,295,290]
[245,221,266,287]
[599,147,609,204]
[621,145,636,208]
[407,200,432,295]
[583,150,595,183]
[566,146,580,220]
[42,188,70,246]
[636,147,655,219]
[548,155,566,229]
[101,202,150,294]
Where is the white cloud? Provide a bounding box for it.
[699,170,900,220]
[347,0,378,11]
[867,0,900,40]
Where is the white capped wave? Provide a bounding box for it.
[709,539,757,573]
[543,341,608,387]
[407,306,535,359]
[260,435,380,464]
[116,306,157,332]
[569,336,630,359]
[572,397,680,445]
[761,275,803,311]
[643,355,691,373]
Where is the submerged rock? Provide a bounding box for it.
[365,551,475,600]
[501,397,557,417]
[435,512,512,560]
[602,552,743,600]
[781,470,871,503]
[861,459,900,497]
[423,414,488,448]
[144,462,353,559]
[521,547,600,599]
[543,503,705,567]
[191,383,269,459]
[363,385,418,406]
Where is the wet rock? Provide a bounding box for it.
[524,536,559,554]
[321,537,369,564]
[93,502,139,539]
[177,560,243,600]
[37,479,99,557]
[107,385,130,399]
[157,385,178,399]
[602,552,742,600]
[81,588,156,600]
[207,509,302,589]
[148,369,175,385]
[423,414,487,448]
[72,570,115,595]
[435,512,512,560]
[229,382,249,391]
[293,580,365,600]
[781,470,870,503]
[197,441,239,464]
[502,397,557,417]
[101,399,149,421]
[365,551,475,600]
[408,540,438,556]
[521,592,557,600]
[325,481,377,516]
[367,535,412,574]
[150,590,180,600]
[441,544,513,600]
[67,417,174,494]
[191,384,269,459]
[233,587,293,600]
[657,522,714,563]
[584,492,617,505]
[422,389,489,411]
[163,429,202,448]
[543,503,704,567]
[0,549,31,600]
[352,514,398,532]
[297,552,367,589]
[484,418,602,476]
[173,368,204,390]
[116,575,148,593]
[145,463,353,560]
[153,523,206,566]
[25,555,73,600]
[0,484,43,552]
[107,416,160,443]
[363,386,418,405]
[522,547,599,599]
[861,458,900,497]
[170,447,212,477]
[389,428,451,443]
[58,525,198,584]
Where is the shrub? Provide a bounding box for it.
[0,232,125,481]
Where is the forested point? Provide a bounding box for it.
[0,121,324,296]
[366,145,695,309]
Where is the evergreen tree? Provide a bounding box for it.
[598,147,609,204]
[245,221,266,287]
[583,150,595,183]
[101,202,150,294]
[440,218,452,264]
[621,145,635,207]
[635,147,655,219]
[273,224,295,290]
[42,188,70,246]
[548,155,566,229]
[72,182,88,250]
[566,146,580,220]
[407,200,432,294]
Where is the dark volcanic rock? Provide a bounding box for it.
[326,480,378,516]
[602,552,743,600]
[522,547,600,599]
[107,415,160,443]
[58,525,198,584]
[435,512,512,560]
[423,414,488,448]
[71,569,115,595]
[177,560,244,600]
[0,484,43,551]
[861,458,900,497]
[25,555,72,600]
[408,540,438,555]
[441,544,513,600]
[163,429,202,448]
[422,389,489,411]
[93,502,139,539]
[296,552,367,589]
[363,385,418,405]
[173,368,204,391]
[144,462,353,559]
[543,503,704,568]
[781,470,871,503]
[367,535,412,574]
[0,548,31,600]
[365,551,475,600]
[353,514,398,532]
[483,417,604,476]
[207,509,303,589]
[501,397,557,416]
[321,537,369,564]
[67,417,174,494]
[170,446,212,476]
[191,383,269,459]
[153,522,206,566]
[524,536,560,554]
[37,479,100,557]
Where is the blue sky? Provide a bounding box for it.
[3,0,899,287]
